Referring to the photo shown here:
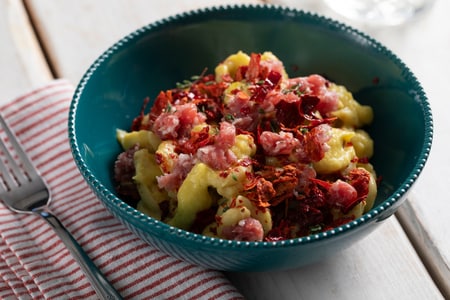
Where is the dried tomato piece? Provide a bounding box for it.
[275,100,303,128]
[246,53,262,81]
[131,97,152,131]
[311,169,370,214]
[177,126,214,154]
[195,99,223,123]
[244,164,302,208]
[346,168,371,204]
[250,70,282,103]
[147,91,174,125]
[299,95,320,120]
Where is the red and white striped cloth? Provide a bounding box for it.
[0,80,243,300]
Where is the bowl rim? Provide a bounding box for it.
[68,3,433,249]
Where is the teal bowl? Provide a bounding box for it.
[69,4,433,271]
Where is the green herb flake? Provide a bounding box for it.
[300,127,309,134]
[282,83,307,96]
[175,75,202,89]
[309,224,322,233]
[225,114,235,121]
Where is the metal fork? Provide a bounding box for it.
[0,113,122,299]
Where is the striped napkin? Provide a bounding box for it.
[0,80,243,300]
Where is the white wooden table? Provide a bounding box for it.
[1,0,448,299]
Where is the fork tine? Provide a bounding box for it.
[0,114,36,187]
[0,139,19,190]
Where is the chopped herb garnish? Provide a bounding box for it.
[282,83,307,96]
[309,224,322,233]
[175,74,204,89]
[225,114,235,121]
[176,81,191,89]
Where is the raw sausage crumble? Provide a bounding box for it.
[114,51,378,241]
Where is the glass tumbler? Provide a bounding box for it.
[322,0,436,26]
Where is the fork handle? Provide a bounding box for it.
[37,210,123,299]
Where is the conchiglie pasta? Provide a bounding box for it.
[238,196,272,234]
[203,195,272,238]
[260,52,289,79]
[216,206,252,236]
[313,128,356,174]
[331,84,373,128]
[155,140,178,173]
[133,149,167,220]
[331,202,365,221]
[364,170,377,212]
[223,81,250,105]
[168,163,251,230]
[215,51,288,82]
[117,129,161,151]
[230,134,256,159]
[329,167,378,220]
[351,129,374,159]
[215,51,250,81]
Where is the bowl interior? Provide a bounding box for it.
[71,6,432,240]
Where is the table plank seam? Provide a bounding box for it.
[397,201,450,298]
[22,0,58,79]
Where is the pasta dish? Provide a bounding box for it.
[114,51,377,241]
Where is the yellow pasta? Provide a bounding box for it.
[133,149,167,219]
[260,52,289,80]
[203,195,272,238]
[117,129,161,151]
[331,84,373,128]
[351,129,374,159]
[223,81,250,105]
[313,128,356,174]
[215,51,288,82]
[155,140,178,173]
[230,134,257,159]
[215,50,250,81]
[364,171,377,213]
[222,195,272,233]
[216,206,252,236]
[168,163,251,230]
[331,202,366,221]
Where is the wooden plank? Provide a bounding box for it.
[0,0,52,103]
[24,1,445,299]
[368,2,450,296]
[227,218,441,300]
[24,0,261,84]
[271,0,450,296]
[373,3,450,288]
